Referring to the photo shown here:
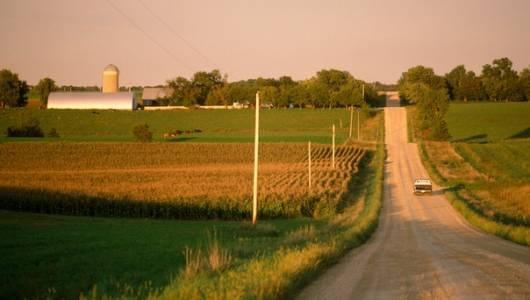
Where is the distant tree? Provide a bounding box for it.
[291,83,310,108]
[206,80,230,106]
[277,76,297,107]
[191,70,224,105]
[306,78,328,108]
[398,65,446,104]
[259,86,279,106]
[445,65,485,101]
[481,57,524,101]
[0,69,29,108]
[167,76,196,106]
[35,77,57,106]
[330,79,363,107]
[519,67,530,101]
[227,81,256,104]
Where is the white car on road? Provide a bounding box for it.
[414,179,432,195]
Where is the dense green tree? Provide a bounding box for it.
[191,70,224,105]
[518,67,530,101]
[398,65,446,103]
[259,86,280,106]
[413,83,451,140]
[445,65,485,101]
[0,69,29,108]
[35,77,57,106]
[481,57,524,101]
[167,76,196,106]
[227,81,255,104]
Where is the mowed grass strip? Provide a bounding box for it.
[0,108,382,143]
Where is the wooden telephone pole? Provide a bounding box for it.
[252,92,260,224]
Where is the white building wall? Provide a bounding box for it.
[48,92,135,110]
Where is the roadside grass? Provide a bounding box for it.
[0,108,382,143]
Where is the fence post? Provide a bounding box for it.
[332,124,335,169]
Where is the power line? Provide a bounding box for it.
[104,0,193,72]
[136,0,219,70]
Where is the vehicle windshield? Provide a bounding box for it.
[415,185,431,190]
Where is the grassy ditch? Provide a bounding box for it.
[419,142,530,246]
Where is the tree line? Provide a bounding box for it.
[166,69,382,108]
[400,57,530,103]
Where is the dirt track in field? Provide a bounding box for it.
[297,95,530,299]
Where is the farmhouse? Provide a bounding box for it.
[47,64,136,110]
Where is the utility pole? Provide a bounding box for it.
[349,107,353,138]
[332,124,336,169]
[252,92,260,225]
[308,141,312,192]
[357,108,361,141]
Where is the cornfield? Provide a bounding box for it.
[0,143,366,219]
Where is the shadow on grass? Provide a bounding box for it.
[508,127,530,139]
[452,134,489,143]
[164,137,197,142]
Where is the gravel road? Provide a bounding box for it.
[297,97,530,299]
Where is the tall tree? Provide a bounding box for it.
[445,65,485,101]
[35,77,57,106]
[481,57,524,101]
[398,65,446,103]
[167,76,196,106]
[518,67,530,101]
[191,70,224,105]
[413,83,451,140]
[0,69,29,108]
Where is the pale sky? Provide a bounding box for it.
[1,0,529,86]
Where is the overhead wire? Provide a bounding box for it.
[136,0,219,70]
[104,0,194,72]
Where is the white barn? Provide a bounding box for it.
[47,92,135,110]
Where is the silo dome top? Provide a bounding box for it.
[104,64,119,73]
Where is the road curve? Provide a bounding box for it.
[297,98,530,299]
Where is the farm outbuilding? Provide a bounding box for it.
[47,92,135,110]
[142,87,174,106]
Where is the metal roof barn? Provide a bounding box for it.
[47,92,135,110]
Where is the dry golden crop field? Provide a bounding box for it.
[0,143,365,219]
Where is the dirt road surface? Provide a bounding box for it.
[297,97,530,299]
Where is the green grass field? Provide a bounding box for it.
[446,102,530,142]
[0,210,316,299]
[0,108,379,144]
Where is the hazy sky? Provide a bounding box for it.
[1,0,529,86]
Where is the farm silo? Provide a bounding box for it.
[102,64,119,93]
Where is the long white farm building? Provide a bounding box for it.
[47,92,135,110]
